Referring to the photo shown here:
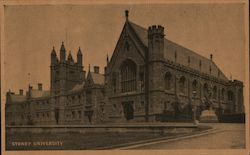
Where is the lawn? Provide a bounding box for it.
[6,125,211,150]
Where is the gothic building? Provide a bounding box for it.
[5,11,244,125]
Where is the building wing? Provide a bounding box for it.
[129,21,228,81]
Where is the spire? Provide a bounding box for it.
[51,46,57,65]
[60,41,66,51]
[77,47,82,55]
[60,41,66,61]
[125,10,129,21]
[77,47,83,66]
[67,51,74,62]
[51,46,56,55]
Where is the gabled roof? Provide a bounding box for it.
[86,72,105,85]
[128,21,228,81]
[90,72,105,85]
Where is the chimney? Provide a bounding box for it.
[29,85,33,91]
[38,83,42,90]
[210,54,213,61]
[94,66,100,74]
[19,89,23,95]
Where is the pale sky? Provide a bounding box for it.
[3,3,246,94]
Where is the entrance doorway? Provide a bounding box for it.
[55,108,59,124]
[122,101,134,121]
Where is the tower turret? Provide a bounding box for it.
[147,25,166,117]
[148,25,165,61]
[67,51,74,64]
[60,42,66,62]
[77,47,82,66]
[51,46,57,65]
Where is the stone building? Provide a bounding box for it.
[5,11,244,125]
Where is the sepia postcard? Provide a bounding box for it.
[1,0,249,155]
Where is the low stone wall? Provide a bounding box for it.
[6,123,198,134]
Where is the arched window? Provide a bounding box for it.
[228,91,234,101]
[192,80,198,92]
[221,88,225,100]
[213,86,217,99]
[203,83,208,97]
[120,59,137,93]
[165,72,172,90]
[179,76,186,94]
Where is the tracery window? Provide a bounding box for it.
[120,59,137,93]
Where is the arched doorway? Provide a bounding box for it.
[122,101,134,121]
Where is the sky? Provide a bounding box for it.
[3,3,247,94]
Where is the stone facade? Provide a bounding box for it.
[5,11,244,125]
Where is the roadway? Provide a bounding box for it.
[121,123,246,149]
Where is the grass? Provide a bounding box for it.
[6,125,211,150]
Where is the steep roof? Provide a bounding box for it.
[70,81,85,92]
[129,21,228,81]
[89,72,105,85]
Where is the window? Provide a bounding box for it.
[165,72,172,90]
[86,91,92,104]
[112,73,117,93]
[78,111,82,119]
[228,91,234,101]
[213,86,217,99]
[72,111,76,119]
[221,88,225,100]
[141,101,145,107]
[203,83,209,97]
[179,76,186,94]
[139,72,144,91]
[120,59,137,93]
[78,95,81,103]
[192,80,198,92]
[125,41,130,51]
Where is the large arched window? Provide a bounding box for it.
[203,83,209,97]
[213,86,217,99]
[120,59,137,93]
[179,76,186,94]
[165,72,172,90]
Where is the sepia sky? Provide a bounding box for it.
[3,3,246,94]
